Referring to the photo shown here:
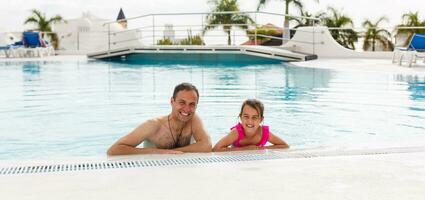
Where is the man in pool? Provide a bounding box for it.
[107,82,212,155]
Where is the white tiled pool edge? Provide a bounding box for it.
[0,148,424,200]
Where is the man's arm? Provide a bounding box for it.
[173,114,212,152]
[107,119,182,155]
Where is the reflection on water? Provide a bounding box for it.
[22,63,41,84]
[0,60,424,160]
[394,74,425,100]
[22,63,40,74]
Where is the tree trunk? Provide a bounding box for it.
[227,31,231,45]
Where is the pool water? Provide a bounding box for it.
[0,60,424,160]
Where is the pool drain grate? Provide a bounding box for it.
[2,146,425,176]
[0,153,280,175]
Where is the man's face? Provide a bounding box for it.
[171,90,198,122]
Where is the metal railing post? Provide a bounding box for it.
[152,15,155,45]
[99,11,322,50]
[77,31,79,51]
[254,12,257,45]
[312,20,315,55]
[393,32,396,47]
[233,29,235,46]
[108,24,110,50]
[201,14,204,35]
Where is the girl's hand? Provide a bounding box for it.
[245,145,260,150]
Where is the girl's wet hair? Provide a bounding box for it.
[239,99,264,118]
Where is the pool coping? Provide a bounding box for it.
[1,55,425,74]
[1,145,425,172]
[0,147,424,200]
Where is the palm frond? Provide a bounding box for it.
[256,0,268,11]
[24,17,39,25]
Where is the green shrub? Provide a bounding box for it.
[157,38,174,45]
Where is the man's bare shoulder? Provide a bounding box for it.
[190,113,206,130]
[191,113,203,123]
[132,116,168,138]
[143,116,167,127]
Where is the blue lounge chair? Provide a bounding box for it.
[392,33,425,67]
[23,31,42,48]
[19,31,55,57]
[0,41,24,58]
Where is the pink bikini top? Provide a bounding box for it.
[231,123,270,147]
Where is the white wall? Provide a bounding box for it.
[54,13,142,53]
[283,26,393,59]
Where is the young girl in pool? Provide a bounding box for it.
[213,99,289,151]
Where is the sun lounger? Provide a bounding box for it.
[392,33,425,67]
[0,42,24,58]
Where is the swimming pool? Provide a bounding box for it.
[0,60,424,160]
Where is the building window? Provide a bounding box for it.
[78,26,90,32]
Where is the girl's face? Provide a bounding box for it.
[240,105,263,135]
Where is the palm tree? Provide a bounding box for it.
[362,17,394,51]
[395,11,425,46]
[257,0,319,39]
[24,9,65,49]
[291,11,326,28]
[203,0,253,45]
[322,7,358,50]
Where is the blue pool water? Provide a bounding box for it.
[0,60,424,160]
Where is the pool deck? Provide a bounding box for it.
[293,57,425,74]
[1,55,425,199]
[0,147,425,200]
[1,55,425,74]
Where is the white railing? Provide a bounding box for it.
[102,11,321,52]
[4,12,423,54]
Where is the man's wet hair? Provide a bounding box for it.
[172,82,199,102]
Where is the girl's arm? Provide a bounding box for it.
[213,129,241,152]
[213,129,272,152]
[261,132,289,149]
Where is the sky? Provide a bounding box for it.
[0,0,424,31]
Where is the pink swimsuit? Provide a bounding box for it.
[231,123,270,147]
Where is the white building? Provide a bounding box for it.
[54,11,142,54]
[163,24,175,42]
[0,33,18,46]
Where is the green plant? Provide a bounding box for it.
[24,9,65,49]
[257,0,319,38]
[362,17,394,51]
[179,35,205,45]
[157,38,174,45]
[203,0,253,45]
[395,11,425,46]
[321,7,358,50]
[246,28,277,41]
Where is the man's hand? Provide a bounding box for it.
[153,149,184,154]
